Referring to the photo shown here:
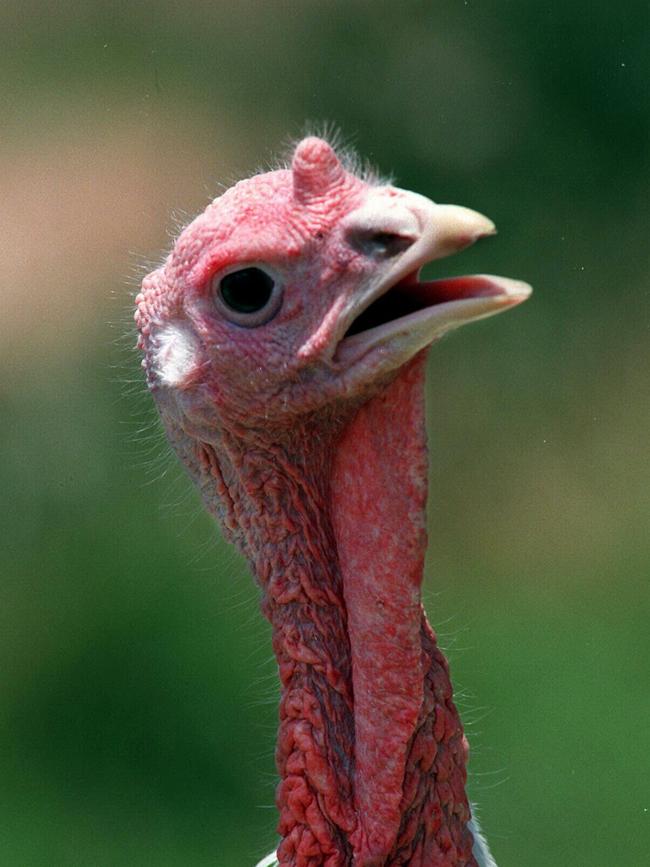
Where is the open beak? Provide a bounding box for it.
[334,199,532,369]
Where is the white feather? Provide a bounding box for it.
[152,321,199,386]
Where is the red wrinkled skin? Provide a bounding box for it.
[332,357,474,865]
[191,358,475,865]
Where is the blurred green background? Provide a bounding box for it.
[2,1,648,865]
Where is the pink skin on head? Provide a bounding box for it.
[136,137,530,865]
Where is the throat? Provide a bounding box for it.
[330,354,475,865]
[199,361,476,865]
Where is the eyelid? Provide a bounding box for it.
[209,261,283,285]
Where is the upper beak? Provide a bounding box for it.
[416,203,497,259]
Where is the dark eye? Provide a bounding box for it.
[213,266,282,327]
[220,267,274,312]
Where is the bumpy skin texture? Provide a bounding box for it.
[135,137,528,865]
[331,358,473,865]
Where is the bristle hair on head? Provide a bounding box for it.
[276,123,388,187]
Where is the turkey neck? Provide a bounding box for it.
[199,356,476,866]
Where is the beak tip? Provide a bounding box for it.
[431,205,497,255]
[472,214,497,242]
[501,277,533,304]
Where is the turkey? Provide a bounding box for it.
[135,136,531,866]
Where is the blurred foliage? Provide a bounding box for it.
[1,1,648,865]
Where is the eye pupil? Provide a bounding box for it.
[219,267,275,314]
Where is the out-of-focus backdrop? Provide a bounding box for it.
[2,2,648,865]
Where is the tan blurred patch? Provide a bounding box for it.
[0,104,248,364]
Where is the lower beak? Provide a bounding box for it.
[335,273,531,366]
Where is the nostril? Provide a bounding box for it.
[348,229,415,259]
